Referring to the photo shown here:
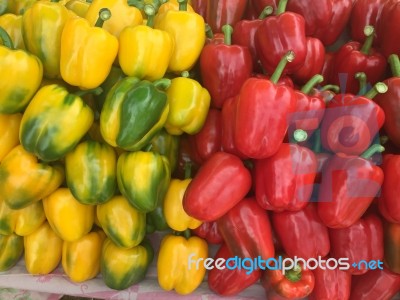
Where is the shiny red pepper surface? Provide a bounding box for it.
[191,221,223,244]
[205,0,248,33]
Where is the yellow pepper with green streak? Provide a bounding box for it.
[0,27,42,114]
[0,145,64,209]
[0,233,24,272]
[0,113,21,162]
[157,233,208,295]
[165,72,211,135]
[62,230,106,282]
[43,188,95,242]
[19,84,95,162]
[0,14,25,49]
[24,221,63,275]
[8,0,37,15]
[65,0,91,17]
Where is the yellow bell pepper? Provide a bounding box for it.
[24,221,63,275]
[158,233,208,295]
[0,145,65,209]
[155,0,194,18]
[0,113,21,162]
[0,27,43,114]
[97,195,146,248]
[62,230,106,282]
[65,0,91,17]
[85,0,143,38]
[43,188,95,242]
[8,0,37,15]
[0,14,25,50]
[0,0,9,15]
[0,233,24,272]
[154,0,205,73]
[165,72,211,135]
[60,8,119,89]
[118,5,173,81]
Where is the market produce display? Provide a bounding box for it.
[1,0,400,299]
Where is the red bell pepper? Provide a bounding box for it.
[384,221,400,274]
[261,258,315,299]
[271,204,330,260]
[254,142,317,212]
[317,144,385,228]
[255,0,307,75]
[309,265,352,300]
[172,135,200,180]
[183,152,252,222]
[190,0,207,19]
[208,243,262,296]
[200,25,253,109]
[191,221,223,244]
[350,267,400,300]
[205,25,225,45]
[329,213,384,275]
[330,26,386,95]
[312,0,353,46]
[320,82,386,155]
[234,52,296,159]
[216,198,275,260]
[320,52,336,86]
[205,0,248,33]
[292,37,325,85]
[374,54,400,148]
[376,0,400,58]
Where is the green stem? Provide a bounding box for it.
[94,8,112,28]
[285,264,302,283]
[127,0,144,9]
[259,6,274,19]
[74,87,103,97]
[293,129,308,143]
[313,129,322,153]
[153,78,171,90]
[205,24,214,39]
[270,51,295,84]
[277,0,288,15]
[320,84,340,93]
[301,74,324,95]
[360,25,375,55]
[143,144,153,152]
[181,71,190,78]
[364,82,388,99]
[222,24,233,46]
[184,162,192,179]
[355,72,367,95]
[178,0,187,11]
[389,54,400,77]
[361,144,385,159]
[144,4,156,28]
[0,27,14,49]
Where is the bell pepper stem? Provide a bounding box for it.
[205,24,214,39]
[144,4,156,28]
[361,144,385,159]
[285,264,302,282]
[153,78,171,90]
[313,129,322,153]
[184,162,192,179]
[127,0,144,9]
[0,27,14,49]
[360,26,375,55]
[355,72,368,95]
[178,0,188,11]
[259,6,274,19]
[270,51,295,84]
[75,87,103,97]
[222,24,233,46]
[95,8,112,28]
[364,82,388,99]
[293,129,308,143]
[277,0,288,15]
[320,84,340,93]
[389,54,400,77]
[301,74,324,95]
[181,71,190,78]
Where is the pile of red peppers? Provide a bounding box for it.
[181,0,400,299]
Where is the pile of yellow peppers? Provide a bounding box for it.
[0,0,210,294]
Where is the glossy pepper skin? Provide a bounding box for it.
[0,13,25,50]
[149,128,180,173]
[0,113,21,162]
[192,221,223,244]
[65,0,91,18]
[101,238,154,290]
[43,188,95,242]
[19,84,94,162]
[255,144,317,212]
[309,266,351,300]
[22,1,72,79]
[24,221,63,275]
[217,198,275,260]
[208,243,262,296]
[62,230,106,283]
[191,0,207,18]
[100,77,170,152]
[0,233,23,272]
[158,234,208,295]
[376,0,400,58]
[0,145,64,209]
[329,213,384,275]
[183,152,252,222]
[317,149,384,228]
[165,73,211,135]
[272,204,330,260]
[65,140,117,205]
[85,0,143,38]
[117,151,171,213]
[97,195,146,248]
[206,0,247,33]
[60,10,119,89]
[0,27,42,114]
[384,221,400,274]
[154,0,205,73]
